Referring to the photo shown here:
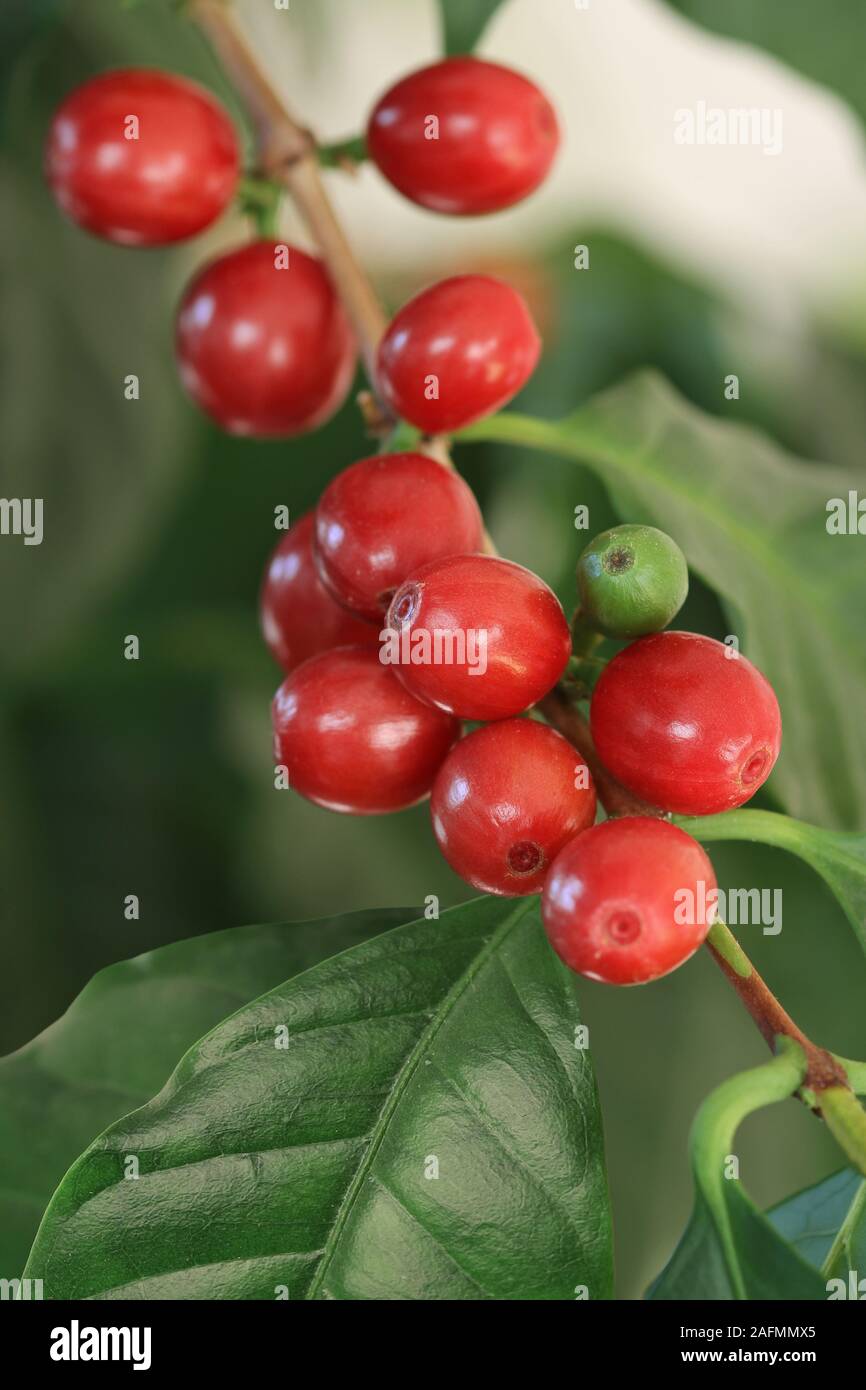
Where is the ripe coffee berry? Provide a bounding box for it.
[176,241,356,437]
[542,817,717,985]
[367,57,559,215]
[576,524,688,638]
[591,632,782,815]
[272,646,459,814]
[431,720,596,896]
[260,513,379,674]
[376,275,540,433]
[385,553,571,720]
[314,452,483,621]
[45,69,239,246]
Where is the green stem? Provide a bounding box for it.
[318,134,368,169]
[236,174,283,238]
[836,1056,866,1095]
[819,1087,866,1178]
[706,919,751,979]
[570,617,604,659]
[382,419,423,454]
[706,920,850,1102]
[691,1038,807,1299]
[821,1178,866,1277]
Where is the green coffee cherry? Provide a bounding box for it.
[576,524,688,638]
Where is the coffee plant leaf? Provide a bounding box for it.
[1,909,413,1280]
[677,808,866,958]
[769,1167,866,1284]
[648,1043,827,1299]
[24,898,612,1300]
[460,370,866,829]
[655,1167,866,1299]
[439,0,505,56]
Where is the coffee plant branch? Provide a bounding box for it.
[187,0,866,1176]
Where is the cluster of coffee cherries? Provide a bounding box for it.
[262,461,783,987]
[46,55,783,988]
[44,57,556,436]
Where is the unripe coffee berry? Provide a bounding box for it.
[542,817,717,985]
[367,57,559,215]
[260,513,378,674]
[176,241,356,437]
[314,453,483,621]
[576,524,688,638]
[45,69,239,245]
[272,646,459,814]
[431,720,596,896]
[590,632,782,815]
[376,275,540,433]
[385,554,571,720]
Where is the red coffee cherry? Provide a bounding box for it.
[367,56,559,215]
[590,632,782,816]
[272,646,459,814]
[314,452,484,621]
[542,817,717,985]
[376,275,540,433]
[260,513,378,674]
[44,68,239,246]
[431,720,596,896]
[176,241,356,437]
[385,554,571,720]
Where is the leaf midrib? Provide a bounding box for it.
[303,899,534,1300]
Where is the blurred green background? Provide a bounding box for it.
[3,0,866,1298]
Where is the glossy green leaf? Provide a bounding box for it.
[648,1042,827,1299]
[0,909,412,1280]
[663,1,866,128]
[770,1168,866,1287]
[438,0,504,55]
[677,808,866,957]
[25,898,612,1300]
[461,372,866,829]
